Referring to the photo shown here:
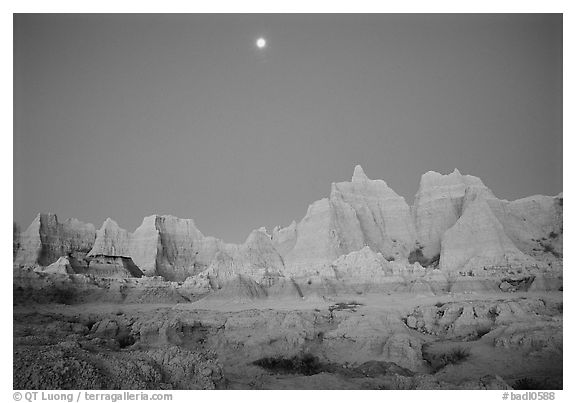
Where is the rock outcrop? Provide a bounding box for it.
[411,170,562,275]
[412,169,495,260]
[487,193,563,266]
[129,215,221,281]
[439,195,538,274]
[333,165,416,259]
[277,166,416,277]
[13,165,562,291]
[271,221,297,257]
[200,228,285,289]
[88,218,131,257]
[41,256,76,275]
[14,213,96,268]
[203,274,268,302]
[84,256,144,279]
[329,246,394,289]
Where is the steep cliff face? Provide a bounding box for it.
[201,228,285,289]
[412,169,495,260]
[14,166,562,286]
[278,166,417,277]
[411,170,562,275]
[487,193,563,266]
[129,215,221,281]
[332,165,416,259]
[128,215,160,276]
[278,197,360,276]
[88,218,131,257]
[271,221,297,257]
[439,195,538,274]
[14,213,96,268]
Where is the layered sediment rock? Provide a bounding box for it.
[88,218,131,257]
[201,228,285,289]
[439,196,538,274]
[333,166,416,259]
[14,213,96,268]
[129,215,221,281]
[271,221,297,257]
[412,169,495,260]
[487,193,563,266]
[330,247,392,284]
[14,166,562,289]
[85,256,144,279]
[277,166,417,277]
[41,256,76,275]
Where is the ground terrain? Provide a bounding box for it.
[13,291,562,390]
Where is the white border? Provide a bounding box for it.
[2,1,572,401]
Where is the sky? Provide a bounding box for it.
[13,14,562,242]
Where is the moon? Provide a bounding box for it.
[256,37,266,49]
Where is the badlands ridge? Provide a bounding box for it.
[13,165,563,301]
[12,165,563,390]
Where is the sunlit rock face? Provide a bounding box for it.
[199,228,286,289]
[40,256,76,275]
[88,218,131,257]
[14,213,96,268]
[439,195,538,275]
[329,246,393,284]
[276,166,416,277]
[332,165,416,260]
[13,165,562,286]
[412,169,495,260]
[129,215,220,281]
[271,221,297,257]
[486,193,563,268]
[277,197,360,277]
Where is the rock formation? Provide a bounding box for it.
[88,218,131,257]
[276,165,416,277]
[203,274,268,302]
[200,228,285,289]
[439,195,538,274]
[84,256,144,279]
[333,165,416,259]
[486,193,563,265]
[271,221,297,257]
[41,256,76,275]
[412,169,495,260]
[329,246,394,291]
[13,165,562,291]
[14,213,96,268]
[129,215,221,281]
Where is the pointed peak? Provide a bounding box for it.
[452,168,461,175]
[245,227,272,244]
[101,217,121,230]
[254,226,270,236]
[352,165,369,182]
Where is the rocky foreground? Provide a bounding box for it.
[14,292,562,389]
[13,166,562,389]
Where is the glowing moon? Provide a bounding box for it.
[256,37,266,49]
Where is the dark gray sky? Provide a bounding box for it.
[14,14,562,242]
